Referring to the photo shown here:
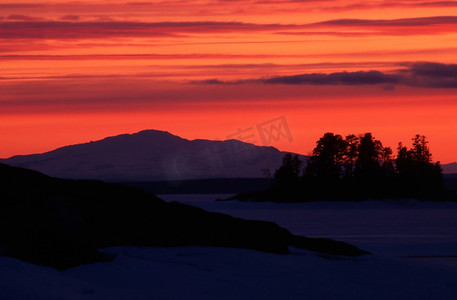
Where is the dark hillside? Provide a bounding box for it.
[0,163,368,269]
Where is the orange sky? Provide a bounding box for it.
[1,0,457,163]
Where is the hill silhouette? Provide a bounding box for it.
[442,162,457,174]
[0,130,303,181]
[0,163,368,269]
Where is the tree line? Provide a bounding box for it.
[274,132,453,201]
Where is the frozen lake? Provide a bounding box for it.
[2,195,457,299]
[159,194,457,267]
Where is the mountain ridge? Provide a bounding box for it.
[442,162,457,174]
[1,129,300,181]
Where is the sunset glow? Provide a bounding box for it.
[2,0,457,162]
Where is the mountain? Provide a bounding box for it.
[442,162,457,174]
[0,130,303,181]
[0,163,367,269]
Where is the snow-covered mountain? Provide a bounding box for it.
[1,130,302,181]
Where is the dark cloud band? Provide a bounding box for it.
[195,62,457,88]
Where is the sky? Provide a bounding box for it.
[1,0,457,163]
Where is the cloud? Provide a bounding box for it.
[262,71,400,85]
[61,15,81,21]
[292,15,457,36]
[3,15,457,40]
[0,3,44,9]
[0,77,330,113]
[323,1,457,12]
[313,16,457,27]
[397,1,457,8]
[195,70,400,86]
[6,15,39,21]
[0,53,309,60]
[193,79,229,85]
[275,31,374,37]
[3,60,454,89]
[0,20,298,39]
[406,62,457,88]
[3,63,457,117]
[191,62,457,88]
[408,62,457,77]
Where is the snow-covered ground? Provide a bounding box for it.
[1,246,457,300]
[160,195,457,266]
[1,195,457,299]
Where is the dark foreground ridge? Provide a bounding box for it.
[0,163,368,269]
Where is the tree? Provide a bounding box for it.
[396,135,432,173]
[274,153,303,187]
[410,134,432,163]
[297,131,451,201]
[343,134,359,178]
[395,135,444,199]
[380,146,395,177]
[355,133,383,179]
[305,132,347,180]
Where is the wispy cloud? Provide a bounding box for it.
[0,53,317,60]
[262,71,400,85]
[0,3,45,9]
[192,62,457,88]
[0,20,298,39]
[322,1,457,12]
[61,15,81,21]
[312,16,457,27]
[6,14,39,21]
[2,15,457,40]
[304,16,457,36]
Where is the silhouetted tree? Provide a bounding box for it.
[411,135,432,163]
[305,132,347,180]
[343,134,359,178]
[396,135,444,199]
[270,131,452,202]
[274,153,303,188]
[350,133,384,197]
[380,146,395,178]
[355,133,383,179]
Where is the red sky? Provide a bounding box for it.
[1,0,457,163]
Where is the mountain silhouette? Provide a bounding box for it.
[0,163,368,269]
[1,130,302,181]
[442,162,457,174]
